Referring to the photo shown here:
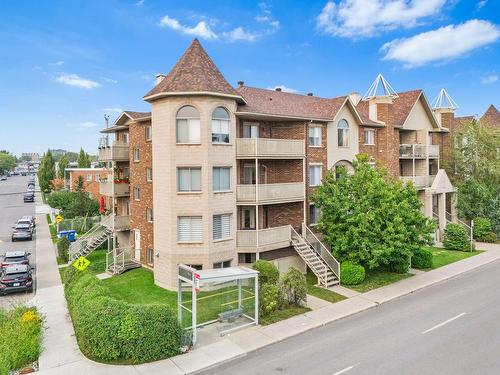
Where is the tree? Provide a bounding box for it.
[37,150,56,192]
[312,155,436,272]
[77,148,91,168]
[58,153,69,179]
[0,151,16,175]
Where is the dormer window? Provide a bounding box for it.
[212,107,230,143]
[337,119,349,147]
[176,106,200,144]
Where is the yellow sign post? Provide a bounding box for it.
[72,256,91,271]
[55,215,63,224]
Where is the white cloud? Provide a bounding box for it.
[476,0,487,9]
[481,74,498,84]
[103,77,118,84]
[103,107,123,113]
[223,27,260,42]
[159,15,218,40]
[50,60,65,66]
[55,73,100,89]
[316,0,447,38]
[382,20,500,67]
[255,2,280,31]
[80,122,98,128]
[136,0,145,6]
[267,85,298,93]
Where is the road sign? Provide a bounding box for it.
[72,256,91,271]
[55,215,63,224]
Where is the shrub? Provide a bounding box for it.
[259,283,279,316]
[481,231,498,243]
[340,261,365,285]
[473,217,492,240]
[63,270,181,363]
[388,258,410,274]
[252,260,279,285]
[280,267,307,306]
[412,248,433,269]
[57,237,71,263]
[443,223,469,251]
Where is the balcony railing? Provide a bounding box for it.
[400,175,436,188]
[236,138,304,159]
[236,182,304,204]
[101,215,131,231]
[98,140,129,162]
[236,225,291,251]
[99,180,130,197]
[399,144,439,159]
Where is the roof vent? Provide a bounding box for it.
[237,80,244,87]
[307,92,313,96]
[155,73,166,85]
[362,74,399,100]
[432,88,458,110]
[275,87,282,92]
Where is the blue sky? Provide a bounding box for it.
[0,0,499,156]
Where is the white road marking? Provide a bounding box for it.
[333,364,359,375]
[422,312,467,334]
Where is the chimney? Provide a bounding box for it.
[307,92,313,96]
[155,73,166,85]
[348,92,361,105]
[237,80,244,87]
[275,87,282,92]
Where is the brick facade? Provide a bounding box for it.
[374,102,400,176]
[67,168,106,199]
[358,126,379,162]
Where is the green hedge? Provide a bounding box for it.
[473,217,497,242]
[443,223,469,251]
[62,267,181,363]
[57,237,70,263]
[412,248,433,269]
[253,260,280,285]
[340,261,365,285]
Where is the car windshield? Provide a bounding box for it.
[5,256,25,262]
[15,225,30,231]
[18,220,30,225]
[3,272,27,279]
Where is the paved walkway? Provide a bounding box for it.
[33,226,500,374]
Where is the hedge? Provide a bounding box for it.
[443,223,469,251]
[412,248,433,269]
[57,237,70,263]
[473,217,497,243]
[62,267,182,363]
[253,260,280,285]
[340,261,365,285]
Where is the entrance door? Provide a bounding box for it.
[134,230,141,260]
[243,164,256,184]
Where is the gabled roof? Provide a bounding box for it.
[453,115,475,128]
[101,111,151,133]
[144,39,244,103]
[393,90,423,127]
[123,111,151,121]
[481,104,500,126]
[355,100,385,127]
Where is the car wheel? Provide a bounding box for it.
[12,238,15,242]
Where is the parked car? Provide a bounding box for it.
[27,185,35,192]
[0,176,7,181]
[20,172,27,176]
[23,193,35,203]
[17,217,35,230]
[1,251,30,268]
[21,215,36,228]
[0,264,33,295]
[11,224,33,241]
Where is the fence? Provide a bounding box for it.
[57,216,102,234]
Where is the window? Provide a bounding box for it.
[309,126,322,146]
[146,248,154,266]
[133,148,140,162]
[176,105,200,143]
[95,174,100,181]
[213,214,231,240]
[364,129,375,145]
[122,133,129,144]
[337,119,349,147]
[86,174,92,182]
[213,260,231,269]
[178,216,202,242]
[309,165,322,186]
[238,253,256,264]
[146,208,153,223]
[177,167,201,192]
[212,107,230,143]
[213,167,231,191]
[133,187,140,200]
[145,125,152,141]
[186,264,203,270]
[242,123,259,138]
[146,167,153,182]
[309,204,321,225]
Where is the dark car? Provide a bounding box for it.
[0,264,33,295]
[11,224,33,241]
[23,193,35,203]
[1,251,30,268]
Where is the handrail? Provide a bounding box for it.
[301,223,341,281]
[69,215,113,260]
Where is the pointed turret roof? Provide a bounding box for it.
[144,39,244,102]
[432,88,458,110]
[362,74,399,100]
[481,104,500,126]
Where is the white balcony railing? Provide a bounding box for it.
[399,144,439,159]
[101,215,131,231]
[236,138,304,158]
[236,225,291,251]
[400,175,436,188]
[99,180,130,197]
[98,141,129,161]
[236,182,304,204]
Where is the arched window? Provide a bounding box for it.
[334,160,354,179]
[212,107,230,143]
[176,105,200,144]
[337,119,349,147]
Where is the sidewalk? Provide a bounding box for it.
[34,226,500,374]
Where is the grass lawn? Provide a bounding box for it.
[260,305,311,325]
[423,247,483,271]
[46,214,58,243]
[86,249,107,274]
[306,272,346,304]
[347,270,413,293]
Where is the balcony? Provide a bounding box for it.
[98,140,129,162]
[236,138,304,159]
[236,182,304,204]
[102,215,130,231]
[236,225,291,252]
[99,180,130,197]
[399,144,439,159]
[400,175,436,189]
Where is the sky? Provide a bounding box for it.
[0,0,499,156]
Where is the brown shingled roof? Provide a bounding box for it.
[355,100,384,126]
[236,86,348,120]
[454,115,475,128]
[124,111,151,120]
[144,39,242,101]
[481,104,500,126]
[392,90,422,126]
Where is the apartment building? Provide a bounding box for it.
[95,38,463,290]
[66,167,106,199]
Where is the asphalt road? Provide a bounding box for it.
[200,260,500,375]
[0,174,37,309]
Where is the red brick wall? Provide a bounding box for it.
[266,202,303,231]
[439,112,454,170]
[375,103,399,176]
[305,122,327,225]
[358,126,379,162]
[68,170,105,200]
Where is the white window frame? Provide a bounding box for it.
[146,167,153,182]
[213,213,232,241]
[309,165,322,187]
[364,129,375,145]
[177,167,201,193]
[309,204,321,225]
[145,125,152,141]
[212,107,230,144]
[176,106,201,144]
[133,148,140,162]
[177,216,203,243]
[213,260,231,269]
[308,126,322,147]
[133,186,140,201]
[146,248,154,266]
[242,122,259,138]
[86,174,92,182]
[213,167,231,192]
[337,119,350,147]
[146,207,153,223]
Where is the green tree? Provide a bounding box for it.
[37,150,56,192]
[58,153,69,179]
[312,155,436,272]
[0,151,16,175]
[77,148,91,168]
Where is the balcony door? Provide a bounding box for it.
[134,229,141,260]
[243,123,259,138]
[243,164,256,184]
[241,207,256,230]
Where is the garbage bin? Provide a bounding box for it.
[58,230,68,239]
[67,230,76,242]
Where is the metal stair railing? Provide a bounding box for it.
[301,223,341,282]
[69,215,113,261]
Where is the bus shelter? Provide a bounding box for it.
[178,264,259,345]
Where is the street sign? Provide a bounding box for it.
[72,256,91,271]
[194,273,201,292]
[55,215,63,224]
